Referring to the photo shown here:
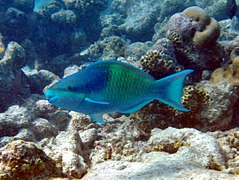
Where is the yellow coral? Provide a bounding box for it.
[210,47,239,86]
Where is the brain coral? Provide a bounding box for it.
[182,6,220,48]
[167,6,222,70]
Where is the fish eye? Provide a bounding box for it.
[65,86,73,91]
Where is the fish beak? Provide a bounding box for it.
[45,89,57,103]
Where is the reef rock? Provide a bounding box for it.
[40,129,87,179]
[118,0,161,41]
[147,127,225,170]
[0,41,30,112]
[83,160,238,180]
[84,127,239,179]
[0,3,35,40]
[0,140,62,179]
[215,128,239,175]
[0,105,32,139]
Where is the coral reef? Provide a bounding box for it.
[167,6,222,70]
[1,0,239,179]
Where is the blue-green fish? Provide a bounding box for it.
[45,60,193,124]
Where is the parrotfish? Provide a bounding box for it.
[45,60,193,124]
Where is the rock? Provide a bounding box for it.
[79,128,98,147]
[147,127,226,170]
[51,10,77,25]
[0,41,30,112]
[14,128,35,142]
[4,7,35,40]
[34,99,58,118]
[0,105,32,137]
[48,110,71,131]
[215,128,239,174]
[25,69,60,94]
[83,160,238,180]
[118,0,161,41]
[41,129,87,179]
[31,118,58,140]
[124,41,152,61]
[0,140,62,179]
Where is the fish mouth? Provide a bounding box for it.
[45,94,57,103]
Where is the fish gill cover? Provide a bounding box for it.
[0,0,239,179]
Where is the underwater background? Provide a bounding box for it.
[0,0,239,179]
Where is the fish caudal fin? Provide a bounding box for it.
[155,70,194,112]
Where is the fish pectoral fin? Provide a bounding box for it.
[85,97,110,105]
[89,114,105,124]
[119,100,152,114]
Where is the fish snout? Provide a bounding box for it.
[45,90,57,103]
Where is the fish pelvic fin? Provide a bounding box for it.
[89,114,105,124]
[155,69,194,112]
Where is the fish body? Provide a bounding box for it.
[34,0,51,11]
[45,60,193,124]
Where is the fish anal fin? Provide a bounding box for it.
[90,114,105,124]
[120,100,151,114]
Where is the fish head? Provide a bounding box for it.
[45,77,85,111]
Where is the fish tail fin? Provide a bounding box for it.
[154,70,194,112]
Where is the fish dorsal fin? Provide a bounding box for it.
[86,60,155,80]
